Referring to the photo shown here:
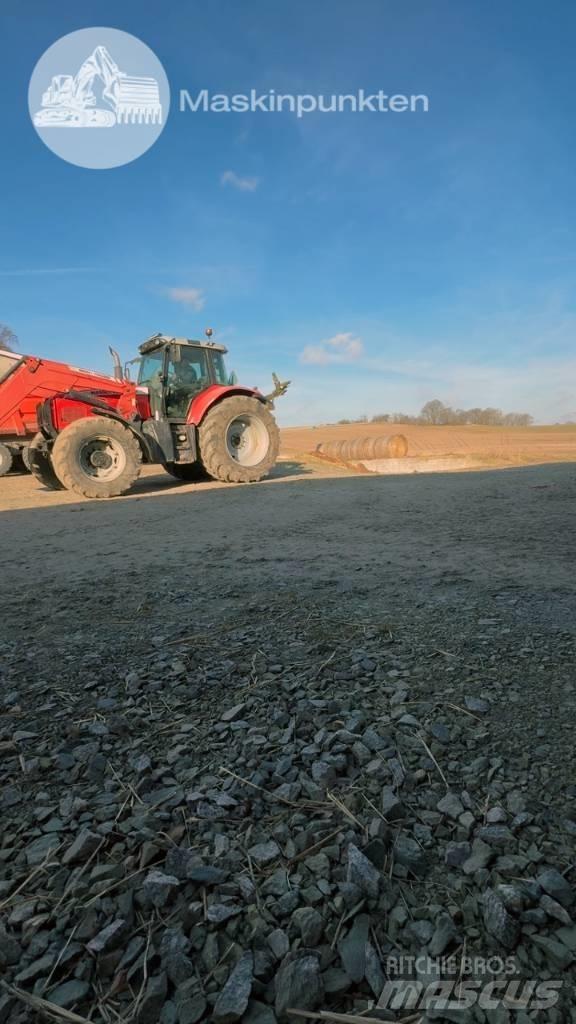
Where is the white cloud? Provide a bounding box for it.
[166,287,206,311]
[220,170,260,192]
[300,332,364,365]
[0,267,101,276]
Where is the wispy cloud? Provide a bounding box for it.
[220,170,260,192]
[0,267,102,277]
[166,287,206,311]
[300,332,364,365]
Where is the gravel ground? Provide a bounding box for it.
[0,463,575,1023]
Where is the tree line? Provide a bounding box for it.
[340,399,534,427]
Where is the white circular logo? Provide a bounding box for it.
[28,27,170,169]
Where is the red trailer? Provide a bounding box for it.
[0,348,122,475]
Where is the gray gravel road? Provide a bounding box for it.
[0,462,575,1022]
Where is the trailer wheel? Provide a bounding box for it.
[28,433,64,490]
[0,443,13,477]
[198,396,279,483]
[51,416,142,499]
[21,445,33,472]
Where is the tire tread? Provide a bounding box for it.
[198,397,279,483]
[51,417,142,498]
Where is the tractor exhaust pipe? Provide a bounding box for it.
[109,347,124,381]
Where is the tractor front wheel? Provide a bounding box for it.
[198,396,279,483]
[0,443,13,477]
[51,417,142,499]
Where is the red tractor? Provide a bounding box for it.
[2,333,289,498]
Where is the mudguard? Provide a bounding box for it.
[187,385,264,426]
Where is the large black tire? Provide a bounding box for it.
[198,396,279,483]
[164,462,208,482]
[51,416,142,499]
[0,443,13,477]
[21,444,33,473]
[28,433,64,490]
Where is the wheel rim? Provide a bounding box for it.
[79,436,127,481]
[226,414,270,467]
[0,445,11,471]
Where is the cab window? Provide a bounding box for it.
[210,351,229,385]
[167,350,210,389]
[138,350,164,385]
[166,348,211,417]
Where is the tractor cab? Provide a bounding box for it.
[137,333,235,418]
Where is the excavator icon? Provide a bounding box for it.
[34,46,162,128]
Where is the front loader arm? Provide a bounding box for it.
[264,373,291,408]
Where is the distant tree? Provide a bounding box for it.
[0,323,18,351]
[464,407,483,425]
[452,408,469,425]
[420,399,450,425]
[346,400,534,428]
[502,412,534,427]
[390,412,419,424]
[488,408,504,425]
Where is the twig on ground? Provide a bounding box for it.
[445,703,483,722]
[220,766,325,809]
[44,924,79,991]
[326,790,365,830]
[288,828,341,865]
[0,980,93,1023]
[314,650,337,677]
[417,733,449,790]
[83,865,153,907]
[123,917,153,1022]
[108,762,144,805]
[0,844,62,911]
[54,837,106,913]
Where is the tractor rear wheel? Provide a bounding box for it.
[0,443,13,477]
[198,396,279,483]
[28,433,64,490]
[51,417,142,499]
[165,462,208,482]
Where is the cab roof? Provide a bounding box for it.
[139,334,228,355]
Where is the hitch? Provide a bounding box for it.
[265,372,291,407]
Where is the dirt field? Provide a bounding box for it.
[282,421,576,466]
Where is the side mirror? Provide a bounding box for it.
[228,371,238,385]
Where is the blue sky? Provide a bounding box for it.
[1,0,576,424]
